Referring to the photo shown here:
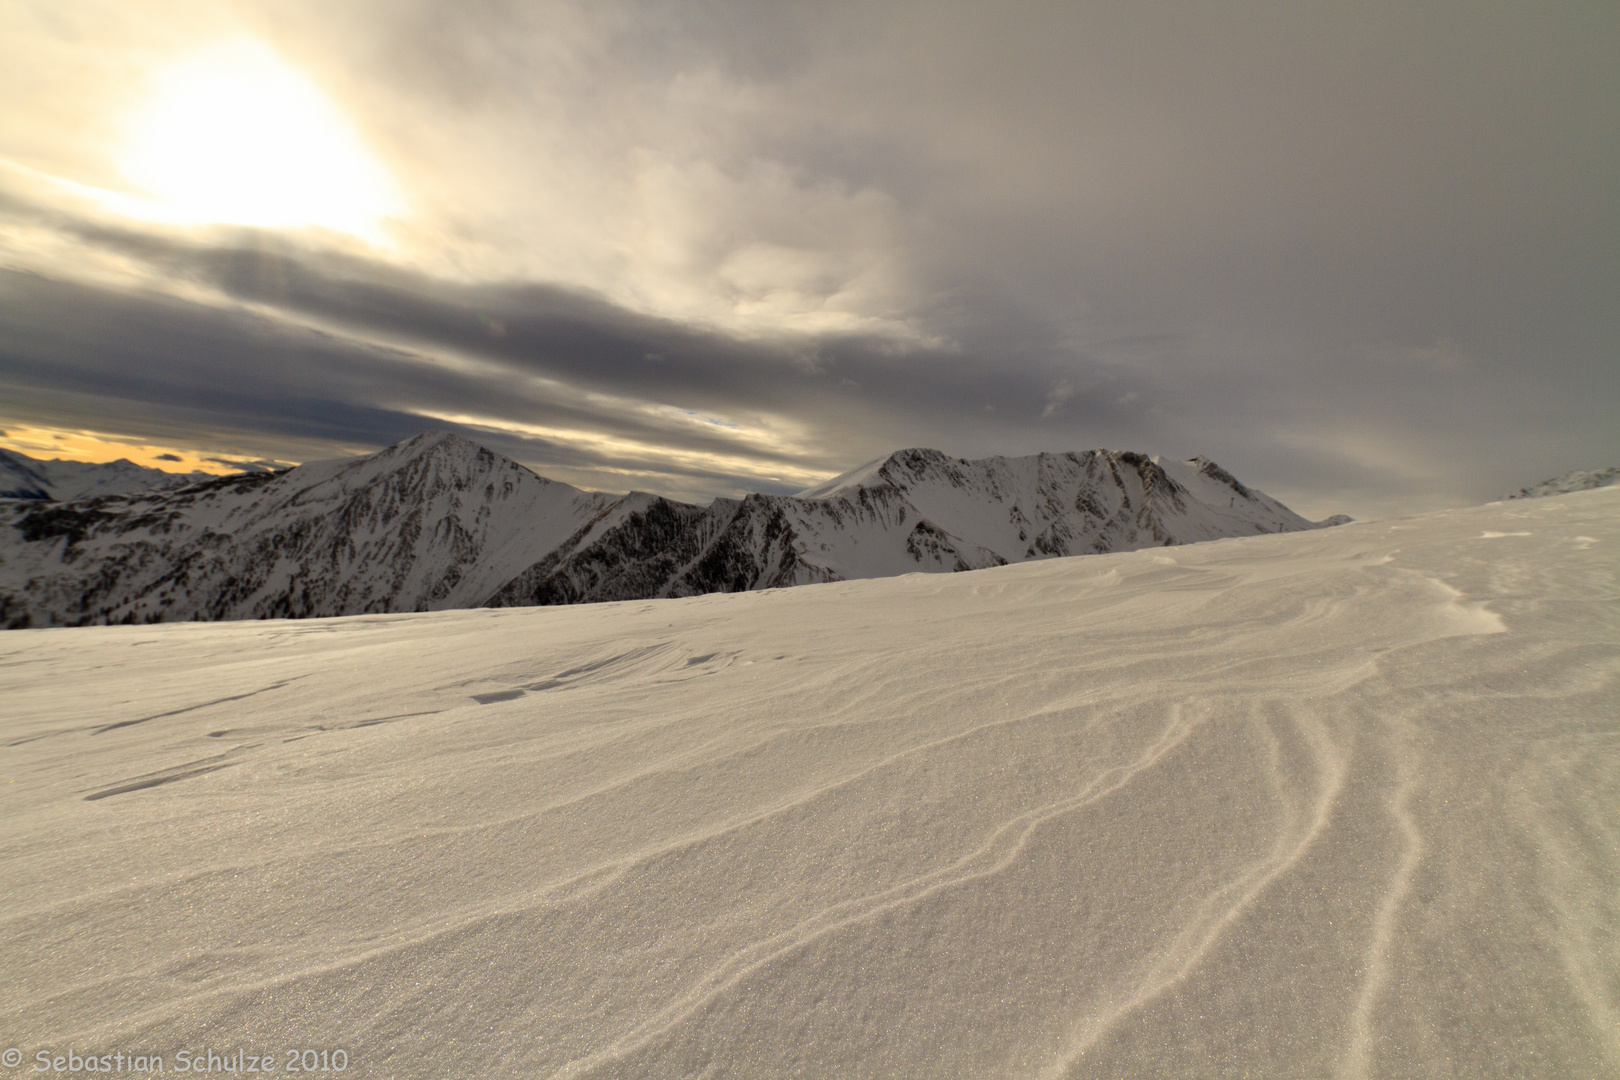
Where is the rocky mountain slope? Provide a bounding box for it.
[2,433,1341,627]
[0,432,618,627]
[489,447,1331,606]
[0,447,213,501]
[1507,466,1619,499]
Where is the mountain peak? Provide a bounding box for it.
[1186,456,1253,500]
[286,430,544,495]
[0,431,618,627]
[800,446,1188,501]
[379,429,487,462]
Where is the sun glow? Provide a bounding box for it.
[117,40,401,239]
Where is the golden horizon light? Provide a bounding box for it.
[0,423,296,476]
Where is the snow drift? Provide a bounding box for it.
[1,485,1615,1077]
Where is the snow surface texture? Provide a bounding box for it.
[1508,466,1619,499]
[0,448,213,502]
[1,432,1338,627]
[3,487,1616,1078]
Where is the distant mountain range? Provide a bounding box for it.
[0,448,213,502]
[1506,467,1619,500]
[1,431,1345,628]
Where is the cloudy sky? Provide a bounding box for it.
[1,1,1615,518]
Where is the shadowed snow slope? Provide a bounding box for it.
[3,490,1615,1079]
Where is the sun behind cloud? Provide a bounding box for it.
[116,39,401,240]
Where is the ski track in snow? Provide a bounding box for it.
[2,488,1617,1078]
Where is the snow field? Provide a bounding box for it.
[2,488,1616,1077]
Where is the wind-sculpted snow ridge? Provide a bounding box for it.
[1507,465,1619,499]
[486,447,1338,606]
[2,488,1615,1077]
[0,431,618,627]
[0,447,214,502]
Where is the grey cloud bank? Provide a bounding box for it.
[0,1,1615,519]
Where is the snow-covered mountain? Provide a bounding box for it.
[0,432,618,628]
[1,434,1341,627]
[486,447,1335,606]
[1507,466,1619,499]
[0,447,214,501]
